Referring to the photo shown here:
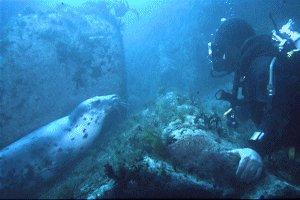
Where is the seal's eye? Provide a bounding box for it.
[91,100,102,108]
[70,103,89,124]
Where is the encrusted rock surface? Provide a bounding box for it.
[90,156,233,199]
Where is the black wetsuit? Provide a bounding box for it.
[238,35,300,155]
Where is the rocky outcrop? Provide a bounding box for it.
[168,135,240,188]
[89,156,300,199]
[0,3,126,148]
[244,173,300,199]
[88,156,233,199]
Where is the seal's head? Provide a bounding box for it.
[83,95,120,110]
[69,94,121,124]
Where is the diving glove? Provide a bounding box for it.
[228,148,263,184]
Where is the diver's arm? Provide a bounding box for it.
[229,56,288,183]
[250,105,289,155]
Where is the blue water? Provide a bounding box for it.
[0,0,299,198]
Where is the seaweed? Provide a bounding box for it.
[142,128,168,159]
[196,112,223,135]
[103,161,157,196]
[55,182,80,199]
[104,163,132,190]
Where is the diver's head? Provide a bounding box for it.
[209,18,256,76]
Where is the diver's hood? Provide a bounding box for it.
[208,41,238,77]
[208,18,256,77]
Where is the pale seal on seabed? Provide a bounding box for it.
[0,94,122,197]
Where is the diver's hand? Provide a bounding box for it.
[229,148,263,183]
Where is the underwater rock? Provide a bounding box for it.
[244,173,300,199]
[164,127,205,141]
[167,131,300,198]
[0,4,126,148]
[162,112,221,143]
[168,134,240,189]
[163,119,182,133]
[87,180,115,200]
[182,114,197,127]
[90,156,233,198]
[157,92,182,107]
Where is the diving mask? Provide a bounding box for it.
[208,41,236,75]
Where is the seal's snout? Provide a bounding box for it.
[106,94,119,104]
[89,94,120,108]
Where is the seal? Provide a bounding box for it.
[0,94,121,197]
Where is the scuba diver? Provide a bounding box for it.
[208,18,300,183]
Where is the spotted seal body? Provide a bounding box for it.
[0,95,120,197]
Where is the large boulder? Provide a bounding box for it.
[167,133,240,188]
[0,4,126,147]
[244,173,300,199]
[165,131,300,198]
